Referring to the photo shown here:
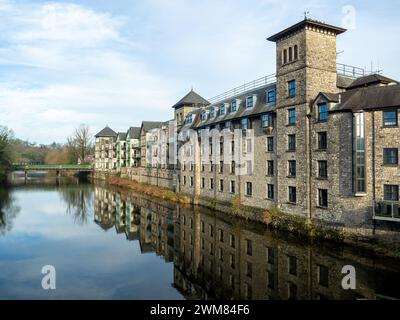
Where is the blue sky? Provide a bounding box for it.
[1,0,399,144]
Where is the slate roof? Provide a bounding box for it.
[337,75,354,89]
[127,127,141,139]
[267,18,346,42]
[141,121,164,133]
[95,126,117,138]
[172,89,210,109]
[330,84,400,113]
[347,74,398,90]
[117,132,127,140]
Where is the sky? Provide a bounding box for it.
[0,0,399,144]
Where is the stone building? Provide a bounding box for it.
[94,18,400,237]
[126,127,141,168]
[94,126,117,171]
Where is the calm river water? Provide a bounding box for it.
[1,176,400,300]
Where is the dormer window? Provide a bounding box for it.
[231,100,237,112]
[318,103,328,122]
[267,89,276,103]
[210,107,216,118]
[246,96,255,108]
[185,113,193,124]
[220,104,226,116]
[201,111,208,121]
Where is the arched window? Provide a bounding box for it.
[294,45,298,60]
[283,49,287,64]
[289,47,293,61]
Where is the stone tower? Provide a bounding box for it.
[267,19,346,219]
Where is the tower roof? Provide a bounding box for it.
[95,126,117,137]
[267,18,346,42]
[172,89,210,109]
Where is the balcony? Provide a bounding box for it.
[373,201,400,222]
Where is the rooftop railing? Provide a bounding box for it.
[337,63,382,78]
[208,73,276,105]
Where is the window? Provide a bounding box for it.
[183,176,186,185]
[219,248,223,261]
[225,121,232,130]
[267,184,274,200]
[267,160,274,176]
[220,104,226,116]
[267,137,274,152]
[288,160,296,177]
[283,49,287,64]
[294,45,298,60]
[384,185,399,201]
[267,90,276,103]
[210,160,213,172]
[288,283,297,300]
[219,161,224,173]
[231,161,235,174]
[210,178,214,190]
[246,239,252,256]
[231,140,235,154]
[318,103,328,122]
[201,177,205,189]
[201,111,207,121]
[230,254,235,269]
[262,113,274,128]
[318,132,327,150]
[318,265,329,288]
[246,182,253,196]
[288,80,296,97]
[289,47,293,61]
[231,100,237,112]
[246,96,254,108]
[288,255,297,275]
[383,110,398,127]
[219,179,224,192]
[288,134,296,151]
[230,180,236,194]
[210,107,216,118]
[190,176,194,187]
[318,161,328,179]
[288,108,296,126]
[246,160,252,175]
[318,189,328,207]
[383,148,398,165]
[289,186,297,203]
[241,118,249,130]
[209,224,214,237]
[268,271,275,290]
[219,229,224,242]
[354,113,366,193]
[267,247,275,265]
[246,262,253,278]
[230,234,235,248]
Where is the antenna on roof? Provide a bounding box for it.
[304,11,310,19]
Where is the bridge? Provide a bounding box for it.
[12,164,93,182]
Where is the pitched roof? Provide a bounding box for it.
[95,126,117,137]
[127,127,141,139]
[347,74,398,90]
[330,84,400,113]
[337,75,354,89]
[117,132,127,140]
[267,18,346,42]
[141,121,164,132]
[172,89,210,109]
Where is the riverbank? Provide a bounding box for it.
[104,175,400,259]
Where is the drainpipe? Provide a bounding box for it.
[307,111,312,224]
[372,112,376,234]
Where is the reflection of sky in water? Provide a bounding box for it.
[0,189,182,300]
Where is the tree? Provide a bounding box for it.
[66,124,93,164]
[0,126,15,183]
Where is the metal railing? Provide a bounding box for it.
[373,200,400,222]
[208,74,276,104]
[337,63,382,79]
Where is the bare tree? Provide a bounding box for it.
[66,124,93,164]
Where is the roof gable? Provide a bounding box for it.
[172,90,210,109]
[95,126,117,137]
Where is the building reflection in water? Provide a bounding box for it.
[94,185,400,300]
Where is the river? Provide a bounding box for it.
[0,176,400,300]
